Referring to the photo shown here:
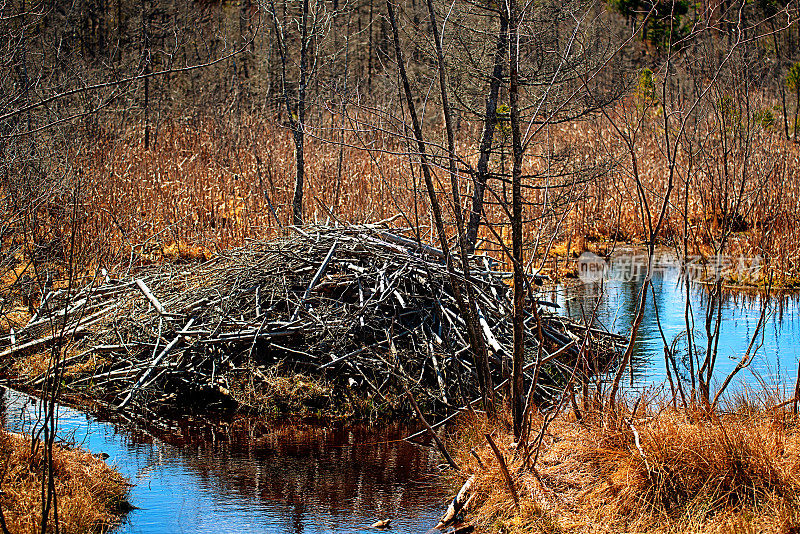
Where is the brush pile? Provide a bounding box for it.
[1,225,626,416]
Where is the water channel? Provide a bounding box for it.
[552,250,800,394]
[0,387,450,534]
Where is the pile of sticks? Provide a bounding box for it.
[1,224,627,415]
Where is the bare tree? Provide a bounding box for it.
[386,0,496,414]
[267,0,324,225]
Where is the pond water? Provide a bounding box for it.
[548,250,800,396]
[0,387,450,534]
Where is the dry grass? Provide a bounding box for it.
[4,102,800,312]
[227,366,335,414]
[0,430,130,534]
[10,353,52,383]
[453,405,800,533]
[61,112,800,278]
[572,111,800,287]
[224,364,395,419]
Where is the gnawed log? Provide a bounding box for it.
[434,474,475,530]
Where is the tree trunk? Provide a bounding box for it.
[292,129,305,225]
[466,12,508,254]
[794,86,799,143]
[141,0,151,150]
[508,0,525,438]
[334,8,351,211]
[386,0,494,415]
[770,23,790,140]
[270,0,308,226]
[424,0,495,413]
[292,0,309,226]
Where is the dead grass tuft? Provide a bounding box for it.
[455,406,800,533]
[11,352,52,382]
[0,429,130,534]
[226,365,335,414]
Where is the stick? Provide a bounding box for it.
[135,279,167,316]
[485,433,519,508]
[768,396,800,411]
[404,387,459,470]
[434,474,475,530]
[630,424,650,474]
[375,231,445,259]
[291,240,338,321]
[0,305,118,359]
[23,297,90,331]
[317,341,387,370]
[117,317,196,410]
[478,306,503,354]
[404,341,577,441]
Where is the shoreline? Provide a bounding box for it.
[0,427,131,534]
[442,403,800,534]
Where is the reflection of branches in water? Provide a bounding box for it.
[558,265,800,395]
[0,388,450,531]
[182,421,446,520]
[114,416,448,522]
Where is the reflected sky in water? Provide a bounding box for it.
[0,388,449,534]
[546,252,800,395]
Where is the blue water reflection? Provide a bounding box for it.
[0,388,448,534]
[548,252,800,395]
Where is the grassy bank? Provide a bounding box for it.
[451,403,800,533]
[0,430,130,533]
[223,365,404,422]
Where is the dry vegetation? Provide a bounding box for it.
[450,403,800,534]
[3,111,799,531]
[2,0,798,532]
[225,366,397,420]
[7,106,794,298]
[0,430,130,534]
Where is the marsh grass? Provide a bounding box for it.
[453,402,800,533]
[4,105,800,306]
[0,430,130,534]
[67,111,800,272]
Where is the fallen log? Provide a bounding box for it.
[434,474,475,530]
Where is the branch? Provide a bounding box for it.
[0,23,260,123]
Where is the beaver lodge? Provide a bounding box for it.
[1,224,626,422]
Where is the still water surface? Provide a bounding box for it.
[0,388,449,534]
[550,252,800,394]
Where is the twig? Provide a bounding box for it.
[404,387,459,470]
[134,279,168,316]
[485,433,519,508]
[434,474,475,530]
[117,318,196,410]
